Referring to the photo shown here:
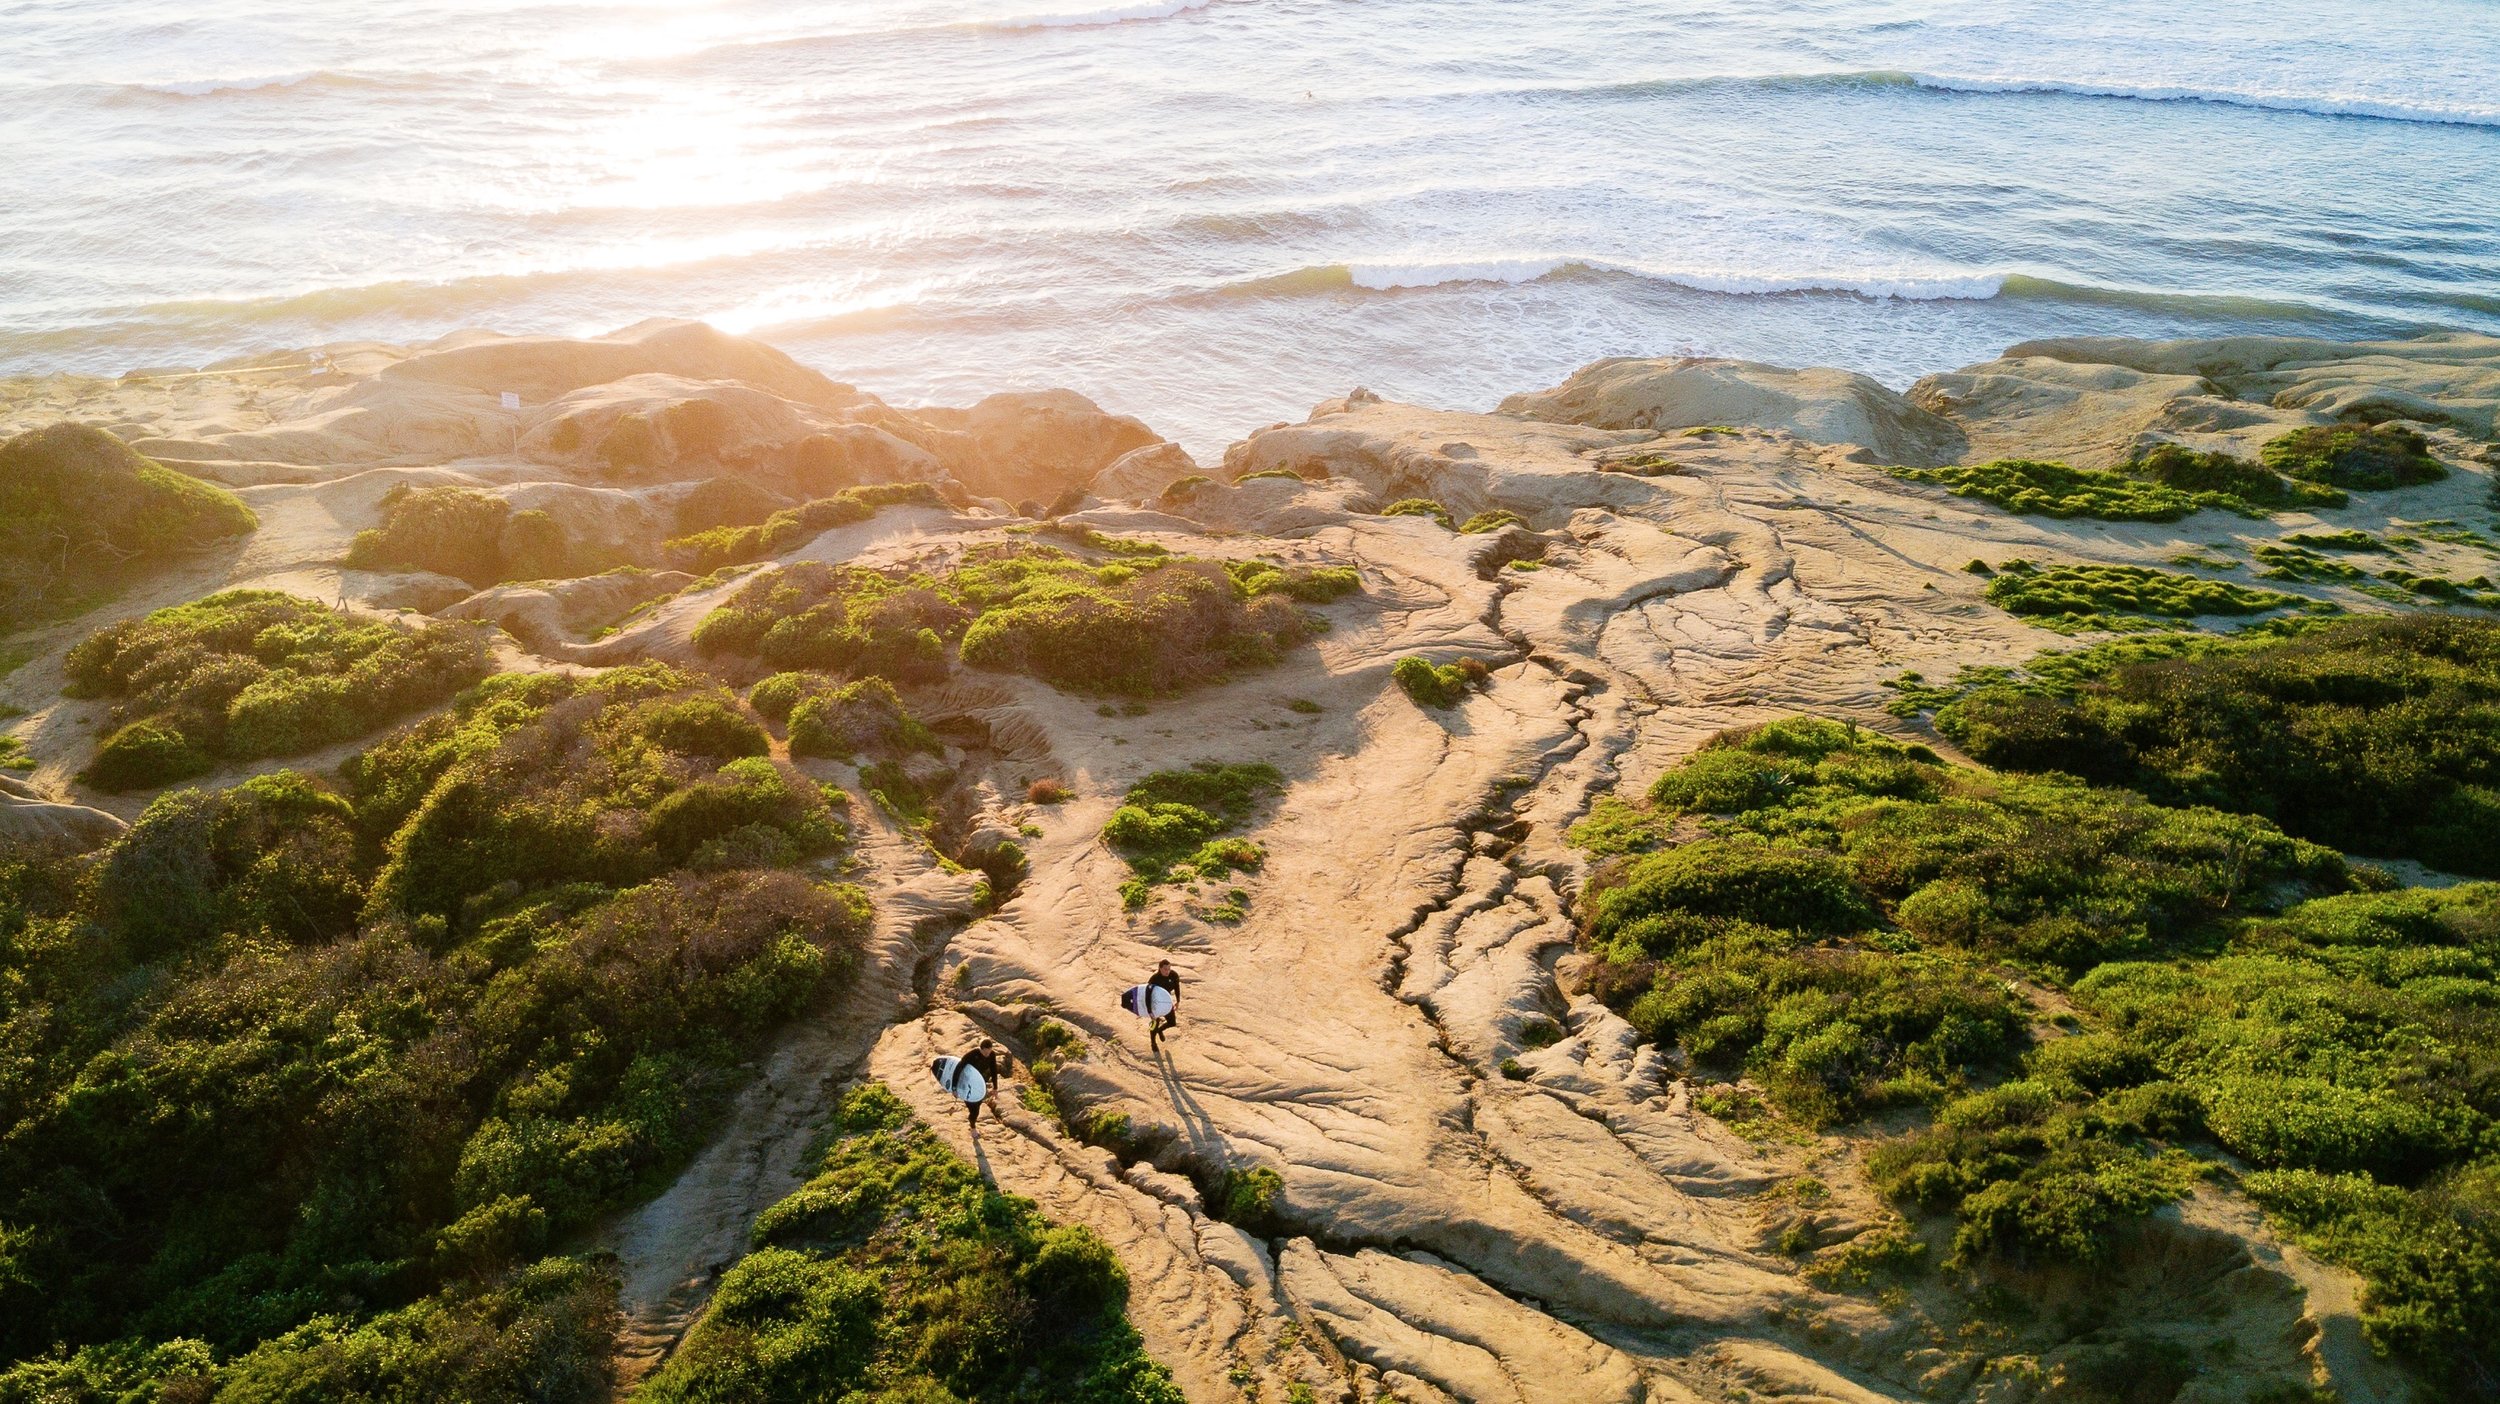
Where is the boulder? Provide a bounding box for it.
[1499,356,1967,466]
[909,390,1165,503]
[1091,442,1202,503]
[0,776,128,852]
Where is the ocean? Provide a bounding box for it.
[3,0,2496,456]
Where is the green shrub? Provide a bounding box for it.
[2131,442,2347,511]
[1459,510,1524,533]
[1586,841,1872,951]
[66,590,491,789]
[1381,498,1453,528]
[344,485,510,587]
[649,1084,1181,1404]
[962,560,1309,695]
[1102,762,1282,908]
[2251,543,2366,583]
[0,1257,621,1404]
[1930,616,2500,875]
[1982,560,2312,632]
[365,667,847,924]
[664,483,947,573]
[1213,1166,1285,1236]
[2244,1165,2499,1387]
[1225,559,1362,603]
[81,718,211,791]
[1392,655,1472,707]
[0,423,257,632]
[1889,458,2230,522]
[2263,423,2447,491]
[701,543,1319,697]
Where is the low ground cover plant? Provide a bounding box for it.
[643,1083,1183,1404]
[1980,560,2313,632]
[67,589,493,790]
[1901,616,2500,875]
[0,424,258,632]
[1570,715,2500,1388]
[697,539,1351,696]
[345,484,623,586]
[1102,761,1283,909]
[2262,423,2447,491]
[664,482,951,572]
[0,661,873,1388]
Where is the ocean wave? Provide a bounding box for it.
[1898,72,2500,130]
[976,0,1217,31]
[1542,69,2500,130]
[1220,259,2010,302]
[124,69,365,98]
[1995,275,2358,325]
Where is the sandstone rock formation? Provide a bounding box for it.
[1499,355,1968,466]
[4,323,2488,1404]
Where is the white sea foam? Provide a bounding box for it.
[977,0,1216,31]
[128,69,334,96]
[1329,258,2010,301]
[1902,72,2500,129]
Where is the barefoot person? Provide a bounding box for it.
[1148,959,1182,1049]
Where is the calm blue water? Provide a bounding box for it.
[3,0,2496,453]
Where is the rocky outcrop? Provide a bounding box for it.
[1912,332,2500,468]
[1499,356,1967,467]
[1091,441,1202,503]
[910,389,1165,504]
[440,568,695,652]
[0,775,127,852]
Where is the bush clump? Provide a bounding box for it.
[361,665,846,924]
[1982,560,2312,632]
[344,485,614,587]
[749,673,940,762]
[698,541,1322,697]
[0,674,872,1374]
[664,482,949,573]
[2262,423,2447,491]
[1393,655,1479,707]
[650,1084,1182,1404]
[1890,458,2233,522]
[1926,616,2500,875]
[1381,498,1454,528]
[65,590,492,790]
[1573,718,2351,1133]
[1102,761,1283,908]
[0,424,257,632]
[2131,442,2348,511]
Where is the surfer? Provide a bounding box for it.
[1147,959,1182,1049]
[935,1039,1012,1136]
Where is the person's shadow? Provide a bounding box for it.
[1151,1040,1224,1157]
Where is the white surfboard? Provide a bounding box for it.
[1120,983,1176,1020]
[931,1056,988,1104]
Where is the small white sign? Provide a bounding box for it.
[500,391,521,411]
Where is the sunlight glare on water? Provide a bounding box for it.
[1,0,2495,453]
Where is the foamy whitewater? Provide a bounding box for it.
[4,0,2496,454]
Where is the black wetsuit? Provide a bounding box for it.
[957,1046,1010,1128]
[1148,968,1182,1045]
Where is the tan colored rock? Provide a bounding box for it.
[0,776,127,851]
[1091,441,1202,503]
[1499,356,1967,466]
[1919,331,2500,468]
[440,569,694,652]
[911,389,1164,504]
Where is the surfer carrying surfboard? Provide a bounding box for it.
[1147,959,1182,1049]
[929,1039,1013,1136]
